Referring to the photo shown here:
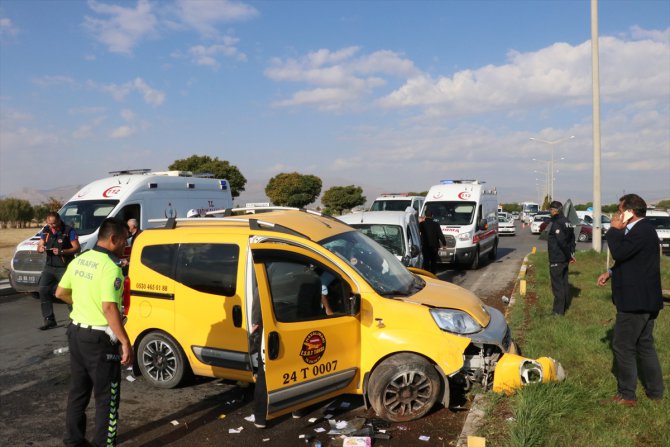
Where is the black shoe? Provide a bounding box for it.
[39,319,57,330]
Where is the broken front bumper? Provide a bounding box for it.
[492,354,566,394]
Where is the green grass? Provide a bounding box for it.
[478,251,670,447]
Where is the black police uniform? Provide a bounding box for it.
[547,213,576,315]
[38,223,76,328]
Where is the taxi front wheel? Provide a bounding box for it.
[137,332,190,389]
[368,353,441,422]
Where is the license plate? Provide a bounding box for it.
[438,249,449,256]
[17,275,38,284]
[662,244,669,248]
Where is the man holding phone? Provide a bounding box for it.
[36,212,80,330]
[597,194,664,406]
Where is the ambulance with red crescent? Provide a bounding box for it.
[421,180,499,269]
[9,169,233,293]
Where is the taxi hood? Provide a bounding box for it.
[403,277,491,326]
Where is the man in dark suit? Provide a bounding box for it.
[419,210,446,274]
[597,194,664,406]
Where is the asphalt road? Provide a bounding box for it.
[0,221,548,447]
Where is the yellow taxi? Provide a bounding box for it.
[125,208,563,422]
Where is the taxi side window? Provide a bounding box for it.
[176,244,239,296]
[264,260,348,322]
[141,244,178,277]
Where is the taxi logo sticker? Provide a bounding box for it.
[300,331,326,364]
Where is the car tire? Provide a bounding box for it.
[469,249,480,270]
[488,239,498,261]
[368,353,442,422]
[578,232,588,242]
[137,332,190,389]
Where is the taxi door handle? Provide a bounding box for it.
[268,331,280,360]
[232,305,242,327]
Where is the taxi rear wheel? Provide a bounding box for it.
[137,332,189,389]
[368,354,441,422]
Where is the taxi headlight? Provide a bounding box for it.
[430,308,482,334]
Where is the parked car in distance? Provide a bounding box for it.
[646,214,670,255]
[512,211,520,220]
[370,194,424,215]
[578,224,592,242]
[498,215,516,236]
[530,214,551,234]
[539,219,591,242]
[337,210,423,267]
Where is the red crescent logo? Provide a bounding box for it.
[458,191,471,200]
[103,186,122,198]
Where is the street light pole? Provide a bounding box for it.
[529,135,575,202]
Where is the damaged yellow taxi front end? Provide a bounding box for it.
[492,354,566,394]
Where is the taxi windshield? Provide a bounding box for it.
[320,230,421,296]
[59,200,119,236]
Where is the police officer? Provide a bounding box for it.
[547,201,576,315]
[37,211,80,330]
[55,218,133,447]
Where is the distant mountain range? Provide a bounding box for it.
[1,185,81,205]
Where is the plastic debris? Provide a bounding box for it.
[262,439,270,442]
[314,427,326,433]
[308,417,318,423]
[228,427,243,434]
[343,437,372,447]
[327,417,366,435]
[170,420,179,426]
[324,414,334,420]
[53,346,69,355]
[126,375,136,382]
[419,435,430,442]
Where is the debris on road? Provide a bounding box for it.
[170,420,179,426]
[228,427,243,434]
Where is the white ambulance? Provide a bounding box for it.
[10,169,234,293]
[421,180,499,269]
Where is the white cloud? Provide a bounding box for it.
[84,0,157,55]
[120,109,135,121]
[32,75,76,87]
[110,125,135,139]
[0,16,19,39]
[266,47,418,110]
[174,0,258,38]
[379,30,670,117]
[187,39,247,68]
[629,25,670,42]
[90,77,165,106]
[72,116,106,140]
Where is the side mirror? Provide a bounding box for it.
[410,244,420,258]
[479,218,488,230]
[348,293,361,316]
[268,331,280,360]
[401,255,410,266]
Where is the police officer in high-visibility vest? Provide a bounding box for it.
[55,218,133,447]
[37,211,80,330]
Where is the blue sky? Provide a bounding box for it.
[1,0,668,206]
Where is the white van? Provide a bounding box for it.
[370,194,424,215]
[421,180,498,269]
[9,169,234,293]
[337,210,423,268]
